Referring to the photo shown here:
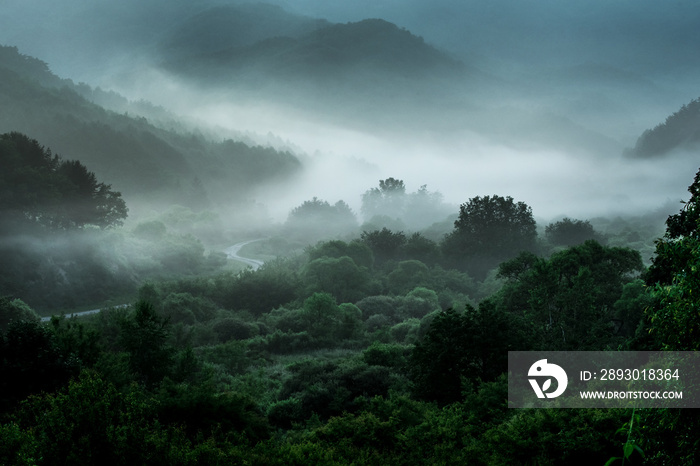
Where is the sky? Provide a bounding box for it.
[1,0,698,224]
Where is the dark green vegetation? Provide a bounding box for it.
[2,144,700,463]
[1,8,699,462]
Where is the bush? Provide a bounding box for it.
[212,318,255,342]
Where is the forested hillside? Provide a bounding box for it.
[0,45,301,209]
[628,97,700,157]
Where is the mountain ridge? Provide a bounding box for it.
[0,45,301,211]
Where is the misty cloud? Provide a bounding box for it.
[1,0,698,229]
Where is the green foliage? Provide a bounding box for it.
[161,292,217,324]
[403,232,441,265]
[156,378,270,442]
[387,260,430,294]
[646,167,700,287]
[360,228,407,265]
[211,317,256,342]
[545,217,603,247]
[497,240,644,350]
[410,303,524,404]
[195,340,250,375]
[443,194,538,280]
[0,319,79,413]
[9,370,235,466]
[0,132,127,232]
[613,280,653,340]
[306,239,374,269]
[49,315,102,367]
[362,342,409,368]
[0,421,40,466]
[483,408,624,465]
[606,408,645,466]
[0,296,39,333]
[303,256,372,303]
[645,167,700,350]
[285,197,358,241]
[216,262,301,316]
[119,301,174,386]
[272,358,397,426]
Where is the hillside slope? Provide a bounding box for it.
[627,98,700,157]
[0,45,301,210]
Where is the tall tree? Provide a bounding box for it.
[0,132,127,232]
[443,195,537,280]
[361,177,406,220]
[285,197,357,240]
[119,301,173,387]
[644,167,700,350]
[545,217,602,247]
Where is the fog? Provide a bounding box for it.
[1,0,699,228]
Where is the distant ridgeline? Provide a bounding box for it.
[0,45,301,210]
[627,98,700,157]
[158,4,468,106]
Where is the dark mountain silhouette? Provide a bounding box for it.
[160,13,469,107]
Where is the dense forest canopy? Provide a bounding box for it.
[1,166,699,464]
[1,1,700,464]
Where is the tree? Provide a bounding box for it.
[306,239,374,269]
[303,256,371,303]
[545,217,602,247]
[0,297,39,333]
[361,179,451,229]
[644,166,700,350]
[285,197,358,240]
[0,320,78,413]
[361,177,406,220]
[360,228,407,265]
[119,301,174,386]
[387,260,430,295]
[443,195,537,280]
[497,241,644,350]
[410,303,523,404]
[0,132,127,232]
[402,232,440,265]
[300,293,341,339]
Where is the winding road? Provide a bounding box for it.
[224,238,266,271]
[40,239,266,322]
